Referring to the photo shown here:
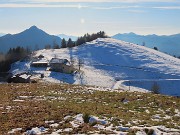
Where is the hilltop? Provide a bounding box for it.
[10,38,180,96]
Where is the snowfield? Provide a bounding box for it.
[10,38,180,96]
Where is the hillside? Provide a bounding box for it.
[0,26,61,52]
[0,83,179,134]
[11,38,180,96]
[112,33,180,56]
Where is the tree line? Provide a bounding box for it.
[45,31,108,49]
[0,46,31,72]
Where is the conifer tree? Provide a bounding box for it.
[61,38,67,48]
[67,38,74,48]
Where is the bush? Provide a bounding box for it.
[83,113,90,123]
[151,82,160,94]
[144,128,154,135]
[153,47,158,51]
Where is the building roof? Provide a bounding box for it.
[12,73,31,79]
[50,58,69,64]
[32,61,48,64]
[19,74,31,79]
[31,58,48,64]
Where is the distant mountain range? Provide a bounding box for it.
[112,33,180,56]
[57,34,77,41]
[1,27,180,57]
[0,33,5,37]
[0,26,61,53]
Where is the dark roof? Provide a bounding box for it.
[50,58,68,64]
[12,73,31,79]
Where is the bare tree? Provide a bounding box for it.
[78,58,84,71]
[151,82,160,94]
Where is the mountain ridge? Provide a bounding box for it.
[112,33,180,56]
[0,26,61,52]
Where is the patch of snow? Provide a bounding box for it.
[117,126,130,132]
[175,109,180,117]
[19,74,31,79]
[50,123,59,127]
[63,128,73,132]
[13,99,24,102]
[8,128,22,134]
[70,114,84,127]
[45,120,54,124]
[145,109,150,114]
[64,115,72,120]
[136,130,147,135]
[25,127,47,135]
[89,116,108,125]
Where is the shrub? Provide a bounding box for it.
[151,82,160,94]
[83,113,90,123]
[144,128,154,135]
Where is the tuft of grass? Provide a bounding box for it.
[83,113,90,123]
[144,128,154,135]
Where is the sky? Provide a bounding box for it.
[0,0,180,36]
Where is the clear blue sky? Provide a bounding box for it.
[0,0,180,36]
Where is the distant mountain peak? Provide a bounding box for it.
[29,25,39,30]
[0,26,61,52]
[25,26,41,33]
[124,32,137,35]
[116,32,137,36]
[21,25,46,35]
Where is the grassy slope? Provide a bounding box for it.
[0,83,179,134]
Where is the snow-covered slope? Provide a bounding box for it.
[11,38,180,96]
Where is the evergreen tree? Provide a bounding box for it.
[0,46,31,72]
[84,33,91,42]
[75,31,108,46]
[153,47,158,51]
[61,38,67,48]
[67,38,74,48]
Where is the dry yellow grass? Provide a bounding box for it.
[0,83,179,134]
